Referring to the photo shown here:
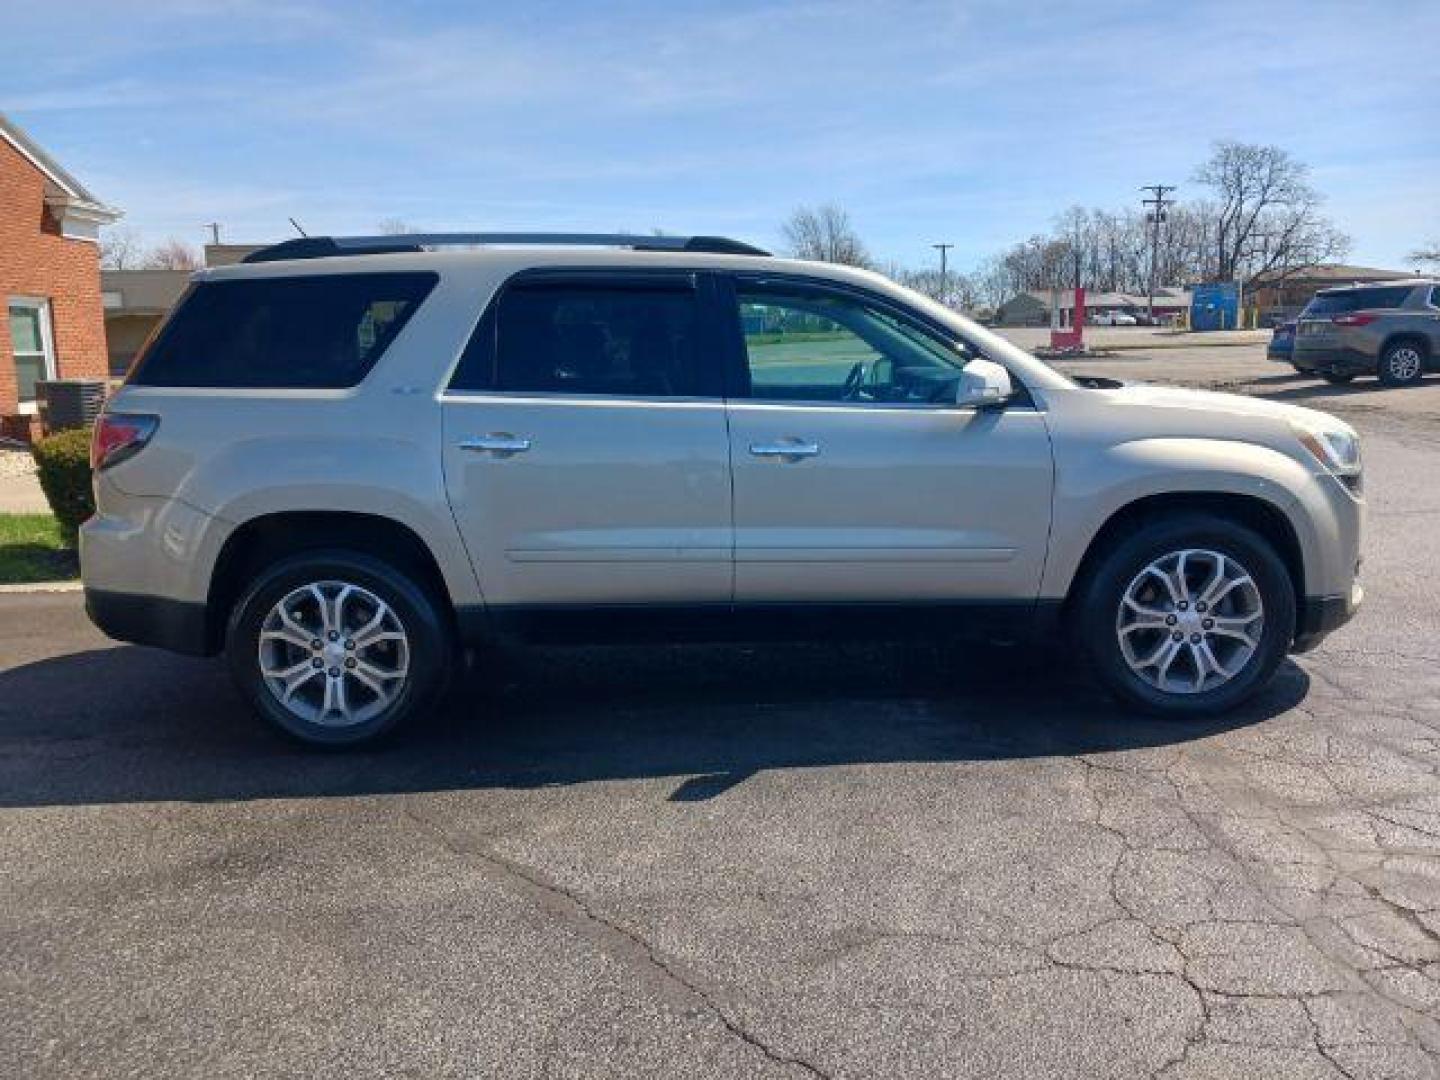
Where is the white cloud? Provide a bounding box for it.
[6,0,1435,267]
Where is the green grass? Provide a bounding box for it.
[745,331,851,345]
[0,514,78,585]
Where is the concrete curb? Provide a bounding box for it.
[0,580,82,594]
[1101,338,1269,352]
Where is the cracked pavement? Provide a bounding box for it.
[3,352,1439,1078]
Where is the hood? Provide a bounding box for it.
[1095,383,1354,435]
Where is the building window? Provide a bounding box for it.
[7,298,57,414]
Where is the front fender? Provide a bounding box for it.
[1040,436,1327,599]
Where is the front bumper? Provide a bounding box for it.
[1292,579,1363,653]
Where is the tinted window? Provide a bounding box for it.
[735,285,968,403]
[1304,286,1412,315]
[452,281,704,396]
[131,273,436,388]
[1431,286,1440,308]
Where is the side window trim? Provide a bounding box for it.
[446,267,726,399]
[718,271,1033,409]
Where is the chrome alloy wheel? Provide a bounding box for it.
[1116,549,1264,695]
[1387,346,1422,381]
[258,581,410,727]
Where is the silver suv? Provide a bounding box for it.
[1292,278,1440,386]
[81,233,1364,746]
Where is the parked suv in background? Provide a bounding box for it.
[1292,279,1439,386]
[82,233,1364,746]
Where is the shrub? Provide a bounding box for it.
[31,427,94,545]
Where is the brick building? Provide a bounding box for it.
[1245,264,1411,322]
[1,112,121,440]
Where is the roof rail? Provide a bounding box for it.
[241,232,771,264]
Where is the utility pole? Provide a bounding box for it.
[1140,184,1176,322]
[932,243,953,306]
[205,222,221,246]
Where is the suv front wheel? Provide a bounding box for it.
[1075,514,1295,716]
[226,550,451,746]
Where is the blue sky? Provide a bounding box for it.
[5,0,1437,273]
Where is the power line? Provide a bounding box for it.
[1140,184,1176,322]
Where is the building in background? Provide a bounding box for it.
[1246,264,1411,323]
[101,270,189,375]
[0,112,121,440]
[995,287,1191,327]
[102,244,263,373]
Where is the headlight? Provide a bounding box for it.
[1291,422,1362,492]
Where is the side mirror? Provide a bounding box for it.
[954,358,1013,409]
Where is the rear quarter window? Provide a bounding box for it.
[130,272,438,388]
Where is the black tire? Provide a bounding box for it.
[226,549,452,746]
[1321,372,1355,385]
[1378,339,1426,387]
[1073,513,1295,717]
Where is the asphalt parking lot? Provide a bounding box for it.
[4,345,1440,1078]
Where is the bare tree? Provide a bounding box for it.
[1053,206,1093,289]
[782,204,871,267]
[1194,140,1348,283]
[142,239,204,271]
[99,226,145,270]
[1410,240,1440,271]
[971,256,1014,311]
[377,218,419,235]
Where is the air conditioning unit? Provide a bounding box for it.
[35,379,107,433]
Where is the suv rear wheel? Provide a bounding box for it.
[1075,513,1295,716]
[226,550,451,746]
[1378,339,1426,387]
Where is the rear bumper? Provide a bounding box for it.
[85,588,214,656]
[1292,346,1373,375]
[1292,582,1362,654]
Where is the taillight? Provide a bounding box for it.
[1331,312,1377,327]
[91,413,159,470]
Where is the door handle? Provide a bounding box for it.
[749,439,820,459]
[459,433,532,455]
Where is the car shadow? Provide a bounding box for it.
[1239,372,1440,408]
[0,640,1310,809]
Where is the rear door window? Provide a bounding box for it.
[130,273,437,388]
[450,276,711,397]
[1304,286,1412,315]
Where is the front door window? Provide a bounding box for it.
[735,285,970,405]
